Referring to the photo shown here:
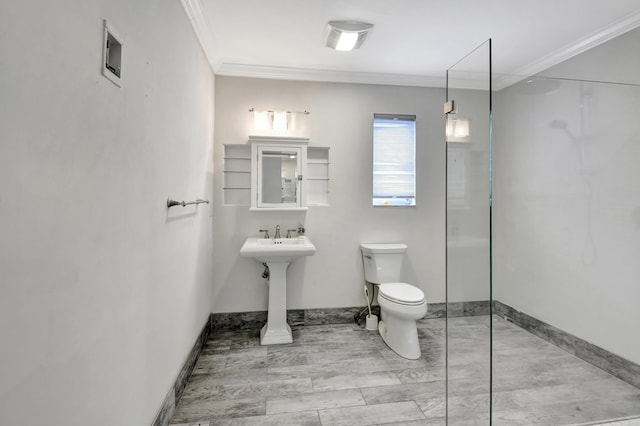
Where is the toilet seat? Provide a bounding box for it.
[379,283,425,306]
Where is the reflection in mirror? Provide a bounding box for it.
[250,136,308,211]
[261,151,298,204]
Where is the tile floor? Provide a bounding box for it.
[169,316,640,425]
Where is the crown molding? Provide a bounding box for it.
[180,0,222,72]
[216,63,446,88]
[181,3,640,90]
[506,10,640,86]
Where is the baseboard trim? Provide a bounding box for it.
[494,300,640,389]
[151,317,211,426]
[209,301,491,331]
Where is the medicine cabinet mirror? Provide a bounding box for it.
[250,136,309,211]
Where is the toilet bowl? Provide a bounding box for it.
[360,244,428,360]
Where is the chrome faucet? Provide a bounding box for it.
[274,225,281,239]
[259,229,270,239]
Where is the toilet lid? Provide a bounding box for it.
[379,283,425,305]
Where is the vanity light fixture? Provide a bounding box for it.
[272,111,288,132]
[249,108,310,134]
[325,20,373,51]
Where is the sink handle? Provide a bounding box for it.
[286,229,297,238]
[259,229,270,239]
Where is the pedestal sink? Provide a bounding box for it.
[240,236,316,345]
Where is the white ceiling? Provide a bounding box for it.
[181,0,640,87]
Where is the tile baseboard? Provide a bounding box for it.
[493,300,640,389]
[209,301,489,332]
[152,317,211,426]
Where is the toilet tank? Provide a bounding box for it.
[360,243,407,284]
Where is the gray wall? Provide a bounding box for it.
[493,36,640,364]
[212,77,446,312]
[0,1,214,424]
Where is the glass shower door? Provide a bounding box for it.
[445,39,493,424]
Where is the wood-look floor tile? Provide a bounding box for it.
[360,381,445,405]
[207,409,321,425]
[170,316,640,425]
[171,397,265,423]
[318,400,425,426]
[312,371,401,391]
[266,388,365,414]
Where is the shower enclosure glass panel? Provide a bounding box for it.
[491,73,640,424]
[445,39,493,424]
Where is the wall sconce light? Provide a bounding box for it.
[446,118,471,142]
[325,20,373,51]
[249,108,310,135]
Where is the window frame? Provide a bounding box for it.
[372,113,417,207]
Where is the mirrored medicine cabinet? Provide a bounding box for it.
[250,136,309,211]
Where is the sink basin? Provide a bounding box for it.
[240,236,316,262]
[240,235,316,346]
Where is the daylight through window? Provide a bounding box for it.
[372,114,416,206]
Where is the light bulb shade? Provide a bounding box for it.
[253,111,270,131]
[325,20,373,51]
[446,118,471,142]
[272,111,289,132]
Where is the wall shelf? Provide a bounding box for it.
[223,144,330,207]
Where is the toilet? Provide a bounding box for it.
[360,243,428,359]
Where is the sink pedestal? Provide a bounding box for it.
[239,236,316,346]
[260,261,293,345]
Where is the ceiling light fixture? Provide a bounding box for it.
[325,20,373,51]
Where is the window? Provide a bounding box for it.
[372,114,416,206]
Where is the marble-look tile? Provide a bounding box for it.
[266,388,366,414]
[211,311,267,331]
[153,387,176,426]
[304,307,361,325]
[424,302,446,319]
[154,318,210,426]
[446,301,490,318]
[312,371,401,391]
[319,401,425,426]
[287,309,305,327]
